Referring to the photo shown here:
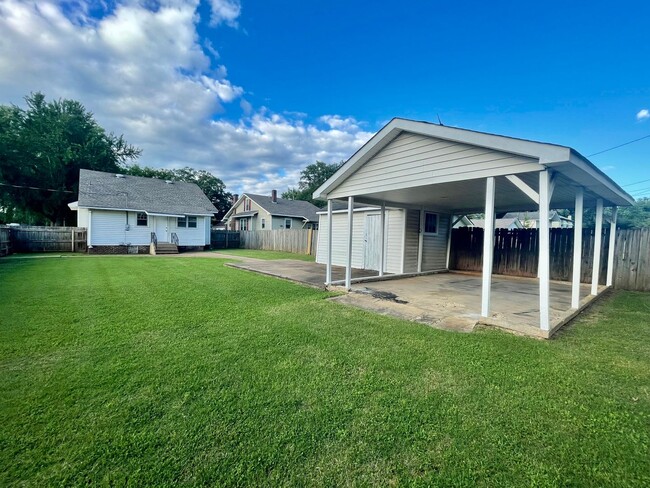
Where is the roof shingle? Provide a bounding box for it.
[77,169,217,215]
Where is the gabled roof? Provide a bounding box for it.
[313,117,634,208]
[76,169,217,216]
[472,217,523,229]
[223,193,320,222]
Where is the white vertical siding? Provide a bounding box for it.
[329,132,540,198]
[316,209,404,274]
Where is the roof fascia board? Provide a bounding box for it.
[314,118,571,199]
[313,122,404,199]
[77,205,213,216]
[560,151,635,205]
[223,194,248,220]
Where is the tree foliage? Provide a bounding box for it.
[0,93,140,224]
[282,161,342,207]
[125,165,232,221]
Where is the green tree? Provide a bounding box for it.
[0,92,140,224]
[282,161,342,207]
[125,165,233,221]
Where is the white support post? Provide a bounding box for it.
[571,187,584,309]
[417,207,424,273]
[445,214,455,269]
[87,210,93,248]
[481,177,496,317]
[345,196,354,290]
[606,206,618,286]
[379,202,386,277]
[326,199,333,285]
[539,170,551,331]
[591,198,604,295]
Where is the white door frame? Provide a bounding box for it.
[155,216,169,242]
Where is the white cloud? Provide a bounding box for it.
[0,0,373,195]
[637,109,650,121]
[208,0,241,27]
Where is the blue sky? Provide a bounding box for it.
[1,0,649,198]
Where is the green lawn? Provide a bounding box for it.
[1,257,649,486]
[211,248,315,261]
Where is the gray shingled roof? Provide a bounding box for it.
[77,169,217,215]
[245,193,320,222]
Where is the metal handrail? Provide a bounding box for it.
[171,232,179,246]
[150,232,157,249]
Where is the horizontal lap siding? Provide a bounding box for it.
[172,216,208,246]
[329,132,541,198]
[403,210,420,273]
[91,211,208,246]
[316,210,404,273]
[422,213,450,270]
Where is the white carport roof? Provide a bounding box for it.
[314,118,634,212]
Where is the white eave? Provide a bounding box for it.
[313,117,635,207]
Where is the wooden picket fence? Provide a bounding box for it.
[1,226,87,254]
[450,227,650,291]
[239,229,318,255]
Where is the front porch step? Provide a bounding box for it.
[155,243,179,255]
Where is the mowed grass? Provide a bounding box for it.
[211,248,315,261]
[0,257,649,486]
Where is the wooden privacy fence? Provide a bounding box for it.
[450,227,650,291]
[3,226,87,254]
[0,227,10,256]
[239,229,318,255]
[210,230,241,249]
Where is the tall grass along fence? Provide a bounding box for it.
[450,227,650,291]
[210,230,241,249]
[0,226,87,255]
[239,229,318,255]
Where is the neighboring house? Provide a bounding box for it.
[68,169,216,254]
[503,211,573,228]
[472,217,524,230]
[223,191,320,231]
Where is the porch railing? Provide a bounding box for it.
[171,232,179,246]
[150,232,157,250]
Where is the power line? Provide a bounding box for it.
[0,182,74,193]
[622,177,650,187]
[587,133,650,157]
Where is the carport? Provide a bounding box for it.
[314,118,634,336]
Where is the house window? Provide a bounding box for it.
[177,216,186,228]
[177,216,197,228]
[240,218,248,231]
[261,218,266,229]
[244,198,251,211]
[137,212,148,226]
[188,216,197,228]
[424,212,438,234]
[284,218,292,229]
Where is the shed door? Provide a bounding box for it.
[155,217,168,242]
[364,214,382,271]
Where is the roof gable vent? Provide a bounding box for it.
[115,174,126,178]
[165,180,174,184]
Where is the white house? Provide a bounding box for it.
[68,169,216,254]
[313,118,634,334]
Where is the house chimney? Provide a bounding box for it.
[271,189,277,203]
[232,194,239,205]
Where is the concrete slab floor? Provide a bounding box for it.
[332,272,596,337]
[206,253,600,338]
